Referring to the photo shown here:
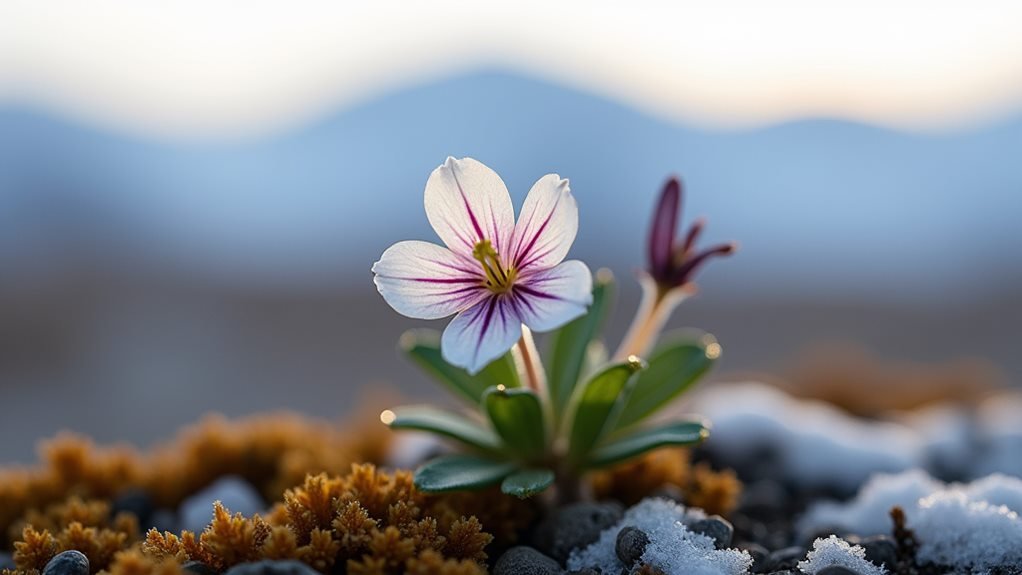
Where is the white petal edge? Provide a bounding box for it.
[441,296,523,375]
[509,174,579,272]
[424,157,516,260]
[511,260,593,332]
[372,240,487,320]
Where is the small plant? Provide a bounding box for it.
[372,158,735,501]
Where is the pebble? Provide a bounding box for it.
[149,509,179,534]
[565,569,600,575]
[739,479,787,517]
[762,546,804,572]
[493,546,562,575]
[689,515,734,549]
[738,542,769,573]
[180,475,265,534]
[182,561,217,575]
[533,501,624,563]
[221,560,319,575]
[615,526,650,565]
[0,552,15,570]
[42,550,89,575]
[817,566,860,575]
[860,534,898,570]
[110,489,155,525]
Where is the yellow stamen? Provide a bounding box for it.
[472,239,517,293]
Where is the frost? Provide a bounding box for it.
[800,470,1022,572]
[566,498,752,575]
[797,535,886,575]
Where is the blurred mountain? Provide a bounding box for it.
[2,69,1020,302]
[2,70,1022,461]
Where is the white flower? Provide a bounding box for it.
[372,157,593,374]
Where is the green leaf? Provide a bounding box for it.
[587,420,709,468]
[613,330,720,431]
[414,454,518,492]
[567,359,645,462]
[501,468,556,498]
[382,405,502,453]
[545,270,614,415]
[483,386,547,460]
[400,329,520,405]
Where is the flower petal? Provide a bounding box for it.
[424,157,516,259]
[510,174,578,272]
[441,296,523,375]
[511,260,593,332]
[372,240,488,320]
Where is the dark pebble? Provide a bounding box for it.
[180,475,265,534]
[42,550,89,575]
[565,569,600,575]
[739,479,788,517]
[762,546,804,572]
[860,534,898,571]
[738,542,769,573]
[222,560,319,575]
[817,567,860,575]
[149,509,179,534]
[615,526,650,565]
[689,515,734,549]
[533,501,624,563]
[0,552,15,570]
[182,561,217,575]
[111,489,154,524]
[493,546,561,575]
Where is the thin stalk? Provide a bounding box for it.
[614,272,694,360]
[512,326,555,445]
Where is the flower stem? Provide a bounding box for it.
[614,272,694,360]
[515,326,546,394]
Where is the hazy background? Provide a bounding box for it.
[1,1,1021,462]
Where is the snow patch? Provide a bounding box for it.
[692,382,923,490]
[566,498,752,575]
[800,470,1022,572]
[798,469,941,538]
[798,535,887,575]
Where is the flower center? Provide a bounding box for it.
[472,239,517,293]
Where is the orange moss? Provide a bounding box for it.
[135,465,502,575]
[590,448,742,517]
[0,412,391,549]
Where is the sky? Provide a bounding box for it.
[2,1,1022,138]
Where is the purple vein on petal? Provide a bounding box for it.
[385,276,480,284]
[449,166,486,242]
[517,242,560,271]
[514,283,563,301]
[424,256,480,277]
[507,290,536,317]
[474,297,499,367]
[514,192,563,268]
[434,289,485,309]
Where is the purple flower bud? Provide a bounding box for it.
[645,176,735,289]
[648,177,681,282]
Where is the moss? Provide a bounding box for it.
[590,448,742,517]
[8,464,498,575]
[0,412,391,549]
